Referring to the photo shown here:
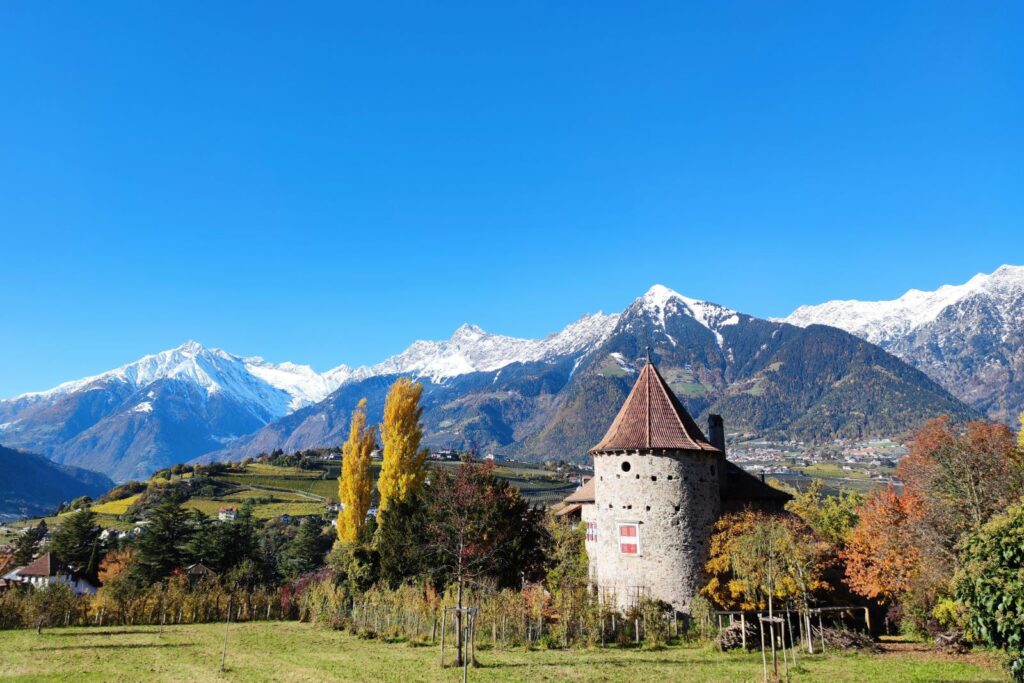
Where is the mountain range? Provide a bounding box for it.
[783,265,1024,424]
[0,445,113,520]
[4,279,990,482]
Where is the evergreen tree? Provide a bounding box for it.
[377,378,429,514]
[337,399,376,541]
[188,504,259,573]
[131,499,194,585]
[13,520,47,566]
[49,509,103,583]
[376,493,429,587]
[282,518,329,579]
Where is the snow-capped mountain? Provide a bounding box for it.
[365,313,620,382]
[2,283,979,481]
[12,340,351,417]
[0,341,356,481]
[204,284,972,466]
[783,265,1024,423]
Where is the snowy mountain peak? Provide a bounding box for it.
[782,265,1024,345]
[632,284,739,346]
[10,341,347,418]
[177,339,205,354]
[363,312,620,383]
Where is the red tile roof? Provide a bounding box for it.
[18,553,67,577]
[590,362,720,454]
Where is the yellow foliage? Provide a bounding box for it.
[337,399,376,541]
[702,509,830,611]
[1019,413,1023,449]
[377,378,429,514]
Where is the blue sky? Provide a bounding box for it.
[1,2,1021,397]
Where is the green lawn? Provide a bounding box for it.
[182,498,324,519]
[0,622,1005,682]
[217,474,338,500]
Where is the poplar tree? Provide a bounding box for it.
[377,378,429,514]
[337,399,376,541]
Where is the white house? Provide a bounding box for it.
[4,553,97,596]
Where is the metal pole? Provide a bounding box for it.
[220,598,232,672]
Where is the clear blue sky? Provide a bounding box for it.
[1,2,1021,397]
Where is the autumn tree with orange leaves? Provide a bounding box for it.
[844,416,1023,631]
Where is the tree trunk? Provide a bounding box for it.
[455,579,464,667]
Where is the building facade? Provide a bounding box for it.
[571,360,789,614]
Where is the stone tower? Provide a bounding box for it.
[587,359,723,613]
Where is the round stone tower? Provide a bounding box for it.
[588,360,723,613]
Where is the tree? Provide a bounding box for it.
[13,521,47,566]
[785,479,862,548]
[704,510,827,612]
[188,504,259,574]
[1019,413,1023,450]
[899,417,1022,538]
[955,500,1024,682]
[376,492,430,588]
[131,500,194,585]
[338,399,376,541]
[843,486,922,603]
[50,509,103,583]
[421,462,548,666]
[25,582,77,634]
[98,549,134,584]
[282,518,330,579]
[856,417,1024,632]
[377,378,429,514]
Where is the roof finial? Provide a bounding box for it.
[645,345,653,364]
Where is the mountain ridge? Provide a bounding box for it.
[1,283,984,481]
[782,264,1024,423]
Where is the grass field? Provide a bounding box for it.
[0,622,1005,682]
[182,498,324,519]
[91,493,142,515]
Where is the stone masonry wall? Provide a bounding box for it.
[590,449,721,613]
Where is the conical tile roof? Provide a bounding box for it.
[590,361,720,454]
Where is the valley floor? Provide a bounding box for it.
[0,622,1007,682]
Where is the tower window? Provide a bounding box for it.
[621,461,631,473]
[617,523,640,556]
[651,476,657,482]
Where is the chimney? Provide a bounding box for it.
[707,414,725,455]
[708,414,728,497]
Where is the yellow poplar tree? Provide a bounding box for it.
[1019,413,1023,450]
[337,399,376,542]
[377,378,429,513]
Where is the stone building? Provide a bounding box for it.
[568,359,789,613]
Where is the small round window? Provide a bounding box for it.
[621,461,631,473]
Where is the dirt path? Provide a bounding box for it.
[877,637,1006,676]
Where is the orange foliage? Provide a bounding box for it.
[98,548,134,584]
[842,485,922,601]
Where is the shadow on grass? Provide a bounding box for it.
[474,656,727,669]
[32,643,194,652]
[60,629,163,636]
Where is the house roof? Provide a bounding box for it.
[18,553,68,578]
[563,477,596,504]
[554,502,583,518]
[721,462,792,504]
[590,361,720,454]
